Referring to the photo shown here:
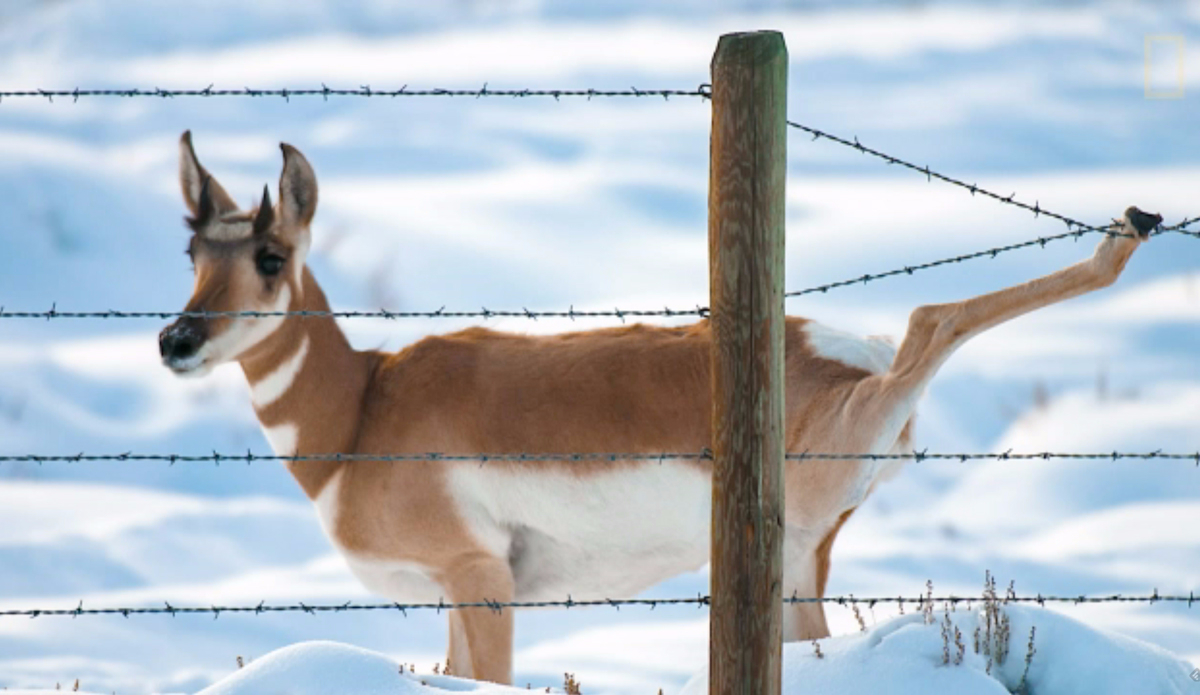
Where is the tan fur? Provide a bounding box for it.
[815,508,856,599]
[163,132,1150,684]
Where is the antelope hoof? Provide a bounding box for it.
[1123,206,1162,240]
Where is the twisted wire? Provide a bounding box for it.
[786,216,1199,298]
[0,305,708,321]
[0,84,711,102]
[3,450,1197,465]
[1,591,1191,620]
[792,121,1104,233]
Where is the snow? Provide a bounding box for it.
[2,0,1199,692]
[681,604,1198,695]
[195,641,529,695]
[930,382,1200,535]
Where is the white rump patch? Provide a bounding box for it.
[262,422,298,456]
[804,322,896,374]
[250,335,309,409]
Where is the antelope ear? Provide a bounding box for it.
[179,131,238,222]
[278,143,318,229]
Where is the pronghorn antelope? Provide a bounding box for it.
[160,131,1157,684]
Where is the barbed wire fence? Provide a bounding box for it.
[1,86,1197,321]
[0,83,1195,635]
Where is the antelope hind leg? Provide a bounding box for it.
[845,206,1155,448]
[439,553,516,684]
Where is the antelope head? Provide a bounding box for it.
[160,131,318,377]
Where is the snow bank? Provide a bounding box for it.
[680,605,1197,695]
[3,641,526,695]
[196,641,529,695]
[14,604,1186,695]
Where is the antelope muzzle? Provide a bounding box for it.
[159,317,209,374]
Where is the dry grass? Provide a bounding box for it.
[1017,625,1038,693]
[848,594,867,632]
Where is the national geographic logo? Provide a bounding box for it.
[1144,35,1185,99]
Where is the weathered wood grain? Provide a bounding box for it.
[708,29,788,695]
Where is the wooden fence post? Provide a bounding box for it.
[708,30,788,695]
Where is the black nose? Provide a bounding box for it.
[159,320,205,361]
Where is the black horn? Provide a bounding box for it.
[186,175,216,232]
[253,184,274,235]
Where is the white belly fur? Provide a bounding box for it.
[448,460,712,602]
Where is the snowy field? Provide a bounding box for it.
[0,0,1198,693]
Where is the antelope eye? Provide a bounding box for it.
[257,253,285,277]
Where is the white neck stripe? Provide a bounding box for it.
[251,335,310,409]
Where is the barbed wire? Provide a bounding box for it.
[786,215,1200,298]
[0,84,712,103]
[786,120,1200,296]
[1162,216,1200,237]
[2,210,1194,320]
[0,591,1191,619]
[0,305,710,321]
[3,450,1197,465]
[2,118,1196,320]
[790,121,1200,239]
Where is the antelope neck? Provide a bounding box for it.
[239,268,375,500]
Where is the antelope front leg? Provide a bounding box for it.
[439,553,516,684]
[849,206,1156,441]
